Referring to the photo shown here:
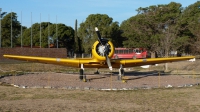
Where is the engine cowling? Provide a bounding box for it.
[92,40,115,61]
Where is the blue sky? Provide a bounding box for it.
[1,0,198,29]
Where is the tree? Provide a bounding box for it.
[156,2,186,57]
[18,22,74,49]
[74,19,81,53]
[121,6,162,57]
[181,1,200,54]
[1,12,21,47]
[107,22,124,47]
[56,24,74,49]
[120,2,189,57]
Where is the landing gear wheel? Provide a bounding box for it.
[83,75,87,82]
[79,69,84,81]
[118,68,124,81]
[94,68,100,74]
[79,69,87,82]
[121,69,124,77]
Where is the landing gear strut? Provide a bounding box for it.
[94,68,100,74]
[79,64,86,82]
[118,64,124,81]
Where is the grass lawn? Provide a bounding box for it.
[0,85,200,111]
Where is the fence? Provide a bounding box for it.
[0,48,67,61]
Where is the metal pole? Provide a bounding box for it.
[56,15,58,48]
[0,8,1,48]
[21,11,22,48]
[40,13,41,48]
[31,12,32,48]
[11,10,12,48]
[48,14,50,48]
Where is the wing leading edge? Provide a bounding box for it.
[3,55,99,68]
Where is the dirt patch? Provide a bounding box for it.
[1,71,199,89]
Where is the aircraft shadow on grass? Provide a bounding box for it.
[87,70,171,81]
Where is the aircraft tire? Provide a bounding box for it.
[121,69,124,76]
[79,69,84,80]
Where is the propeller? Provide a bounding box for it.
[95,27,112,70]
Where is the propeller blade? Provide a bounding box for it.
[95,27,103,45]
[95,27,112,71]
[106,54,112,71]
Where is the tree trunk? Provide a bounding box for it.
[151,52,156,58]
[164,51,169,72]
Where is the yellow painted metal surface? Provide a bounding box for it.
[92,40,114,61]
[3,54,195,69]
[113,56,195,68]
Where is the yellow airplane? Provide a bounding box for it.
[3,27,195,82]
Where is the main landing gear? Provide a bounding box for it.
[79,64,126,82]
[79,64,87,82]
[118,64,124,81]
[94,68,100,74]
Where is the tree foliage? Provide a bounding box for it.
[181,1,200,54]
[17,22,74,49]
[120,2,191,57]
[1,12,21,47]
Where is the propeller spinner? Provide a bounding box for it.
[95,27,112,70]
